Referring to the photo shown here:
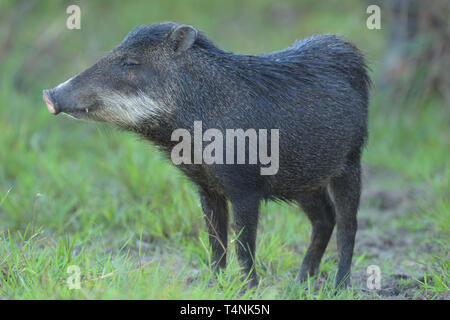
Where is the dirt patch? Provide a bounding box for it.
[351,166,447,299]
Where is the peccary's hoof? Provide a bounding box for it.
[296,267,319,284]
[334,277,351,290]
[241,273,259,288]
[247,276,259,288]
[295,272,308,284]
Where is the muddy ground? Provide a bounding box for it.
[345,166,449,299]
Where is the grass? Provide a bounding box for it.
[0,0,448,299]
[0,82,448,299]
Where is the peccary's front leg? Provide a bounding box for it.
[199,189,229,272]
[230,194,260,287]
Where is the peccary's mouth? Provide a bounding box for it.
[42,89,99,119]
[61,109,87,120]
[62,104,95,115]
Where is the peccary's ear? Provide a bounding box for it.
[167,25,197,55]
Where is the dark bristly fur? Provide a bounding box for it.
[43,22,370,290]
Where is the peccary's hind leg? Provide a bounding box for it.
[296,188,336,283]
[230,193,261,287]
[329,152,361,289]
[199,188,229,272]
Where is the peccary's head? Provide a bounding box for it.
[43,22,205,130]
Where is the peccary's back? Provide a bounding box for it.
[172,34,370,200]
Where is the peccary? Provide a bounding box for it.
[43,22,370,289]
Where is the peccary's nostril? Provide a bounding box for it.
[43,89,60,115]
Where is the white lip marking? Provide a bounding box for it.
[97,90,170,126]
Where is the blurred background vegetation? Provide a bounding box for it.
[0,0,448,299]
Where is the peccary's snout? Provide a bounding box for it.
[42,89,60,115]
[43,76,90,118]
[43,77,76,115]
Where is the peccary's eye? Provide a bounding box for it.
[122,58,140,67]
